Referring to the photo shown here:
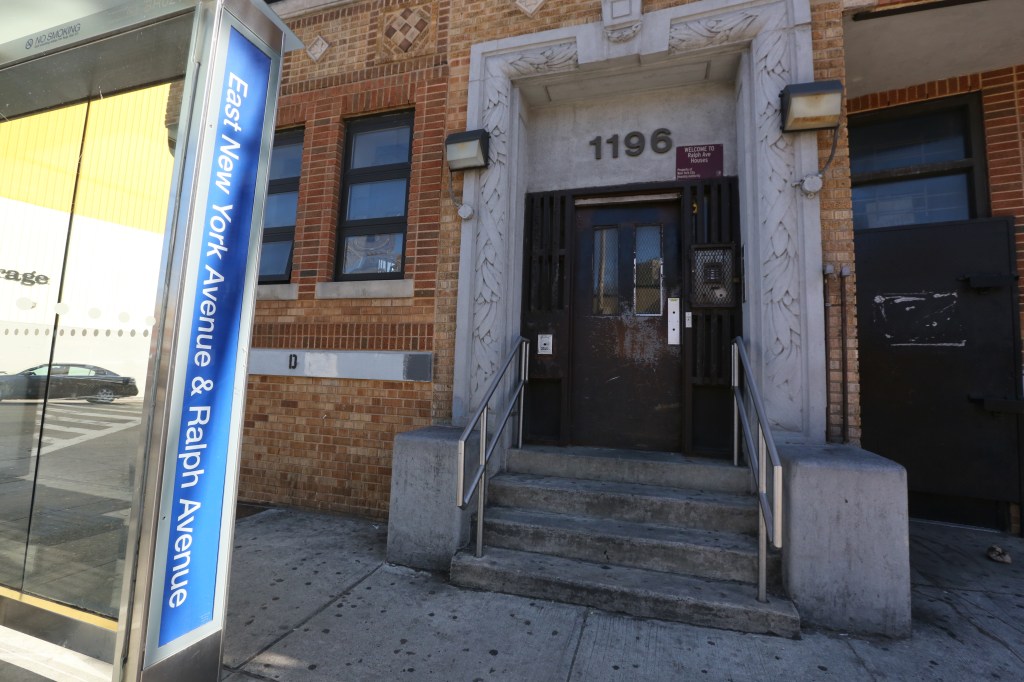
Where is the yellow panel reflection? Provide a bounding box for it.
[1,83,177,627]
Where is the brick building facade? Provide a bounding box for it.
[243,0,1023,534]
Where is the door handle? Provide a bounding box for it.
[968,395,1024,414]
[958,273,1017,290]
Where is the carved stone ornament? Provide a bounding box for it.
[515,0,546,17]
[603,0,641,24]
[468,41,578,402]
[305,35,329,62]
[605,20,642,43]
[669,4,804,430]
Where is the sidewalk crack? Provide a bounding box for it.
[942,591,1024,666]
[841,637,879,682]
[564,608,591,682]
[223,561,386,674]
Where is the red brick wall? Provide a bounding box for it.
[238,1,451,519]
[812,1,860,443]
[242,376,431,518]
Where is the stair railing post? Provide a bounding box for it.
[476,405,488,558]
[731,342,739,468]
[457,439,465,506]
[757,425,768,603]
[517,340,528,449]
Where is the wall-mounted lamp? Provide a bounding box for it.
[445,129,490,220]
[780,80,843,132]
[780,80,844,197]
[444,129,490,171]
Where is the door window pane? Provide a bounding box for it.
[351,126,411,168]
[341,233,404,275]
[634,225,663,315]
[592,227,618,315]
[853,174,970,230]
[346,179,408,220]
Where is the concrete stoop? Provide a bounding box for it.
[449,445,800,637]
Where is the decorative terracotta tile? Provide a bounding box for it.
[516,0,546,16]
[384,7,430,54]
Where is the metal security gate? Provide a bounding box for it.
[855,218,1023,528]
[521,179,741,456]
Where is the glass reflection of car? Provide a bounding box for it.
[0,363,138,403]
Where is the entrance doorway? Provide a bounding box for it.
[522,179,741,456]
[571,203,682,451]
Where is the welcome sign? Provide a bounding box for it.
[147,22,272,661]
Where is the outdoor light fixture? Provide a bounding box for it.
[780,80,844,196]
[780,80,843,132]
[444,129,490,171]
[444,129,490,220]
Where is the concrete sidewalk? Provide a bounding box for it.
[222,507,1024,682]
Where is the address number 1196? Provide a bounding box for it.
[588,128,673,160]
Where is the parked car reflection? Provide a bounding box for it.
[0,364,138,403]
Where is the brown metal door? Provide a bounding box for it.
[571,202,682,451]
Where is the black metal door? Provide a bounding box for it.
[855,218,1022,527]
[570,202,683,451]
[682,180,741,456]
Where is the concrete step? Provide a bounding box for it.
[488,473,758,535]
[509,445,751,494]
[450,546,799,637]
[482,507,780,586]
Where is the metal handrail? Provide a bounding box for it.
[731,337,783,603]
[457,337,529,557]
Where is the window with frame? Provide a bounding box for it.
[259,129,304,283]
[849,95,988,231]
[337,111,413,280]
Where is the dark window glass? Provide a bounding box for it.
[337,112,413,280]
[634,225,663,315]
[849,109,967,176]
[592,227,619,315]
[849,96,986,231]
[260,129,303,283]
[351,126,411,168]
[269,138,303,180]
[853,174,970,230]
[259,240,294,280]
[346,180,408,220]
[264,191,299,228]
[342,233,404,275]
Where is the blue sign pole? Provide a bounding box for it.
[155,25,270,650]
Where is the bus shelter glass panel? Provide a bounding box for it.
[0,102,86,591]
[1,26,186,645]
